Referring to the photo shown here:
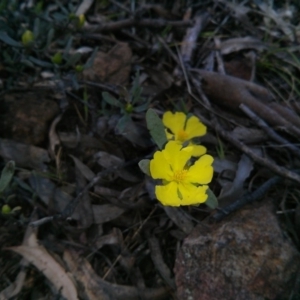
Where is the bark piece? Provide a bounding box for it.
[193,69,300,138]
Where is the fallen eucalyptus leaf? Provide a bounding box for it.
[8,233,78,300]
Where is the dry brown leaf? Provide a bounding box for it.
[48,114,62,160]
[75,0,94,16]
[218,153,255,206]
[8,232,78,300]
[94,228,123,250]
[83,43,132,85]
[0,138,50,171]
[96,150,140,182]
[220,37,267,55]
[70,154,95,181]
[163,207,194,234]
[92,204,126,224]
[64,249,168,300]
[71,191,94,228]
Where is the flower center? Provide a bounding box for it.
[172,169,187,183]
[177,129,189,142]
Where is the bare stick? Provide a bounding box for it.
[195,110,300,184]
[85,18,193,33]
[240,103,300,159]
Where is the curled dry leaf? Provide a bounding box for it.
[218,153,255,206]
[220,37,267,55]
[7,232,78,300]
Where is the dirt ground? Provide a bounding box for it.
[0,1,300,299]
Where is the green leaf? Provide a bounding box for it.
[64,52,81,67]
[0,161,15,193]
[205,188,218,209]
[116,114,131,134]
[102,92,122,108]
[0,31,22,47]
[46,28,54,49]
[133,99,150,113]
[146,109,167,149]
[84,47,99,69]
[138,159,151,176]
[28,56,53,68]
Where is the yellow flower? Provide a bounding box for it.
[150,141,214,206]
[163,111,207,156]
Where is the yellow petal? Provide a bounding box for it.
[189,144,207,156]
[165,129,174,140]
[178,183,208,205]
[163,112,186,135]
[163,141,192,171]
[155,182,181,206]
[150,150,173,180]
[185,116,207,139]
[186,154,214,184]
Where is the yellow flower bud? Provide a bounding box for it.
[51,52,62,65]
[2,204,11,214]
[125,103,133,113]
[75,64,84,72]
[78,14,85,28]
[22,30,34,46]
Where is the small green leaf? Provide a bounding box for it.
[0,161,15,193]
[138,159,151,176]
[0,31,22,47]
[84,47,98,69]
[205,188,218,209]
[28,56,53,68]
[116,114,131,134]
[102,92,122,107]
[46,28,54,48]
[146,109,167,149]
[64,52,81,67]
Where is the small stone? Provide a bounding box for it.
[174,200,300,300]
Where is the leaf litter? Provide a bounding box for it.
[1,1,300,299]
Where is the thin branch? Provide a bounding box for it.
[85,18,193,33]
[211,176,281,221]
[240,103,300,159]
[195,110,300,184]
